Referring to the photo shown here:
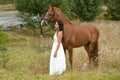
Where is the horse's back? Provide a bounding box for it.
[78,23,99,35]
[76,23,99,43]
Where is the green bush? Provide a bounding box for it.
[70,0,102,21]
[106,0,120,20]
[0,25,9,46]
[0,0,14,4]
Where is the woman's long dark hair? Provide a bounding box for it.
[57,20,64,40]
[57,20,64,31]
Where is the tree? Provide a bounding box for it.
[101,0,109,5]
[17,12,41,36]
[14,0,71,36]
[0,0,14,4]
[15,0,47,36]
[70,0,102,21]
[106,0,120,20]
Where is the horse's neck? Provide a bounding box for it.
[56,10,72,25]
[57,12,77,38]
[55,8,76,36]
[60,16,73,29]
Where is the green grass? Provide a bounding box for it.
[0,71,120,80]
[0,20,120,80]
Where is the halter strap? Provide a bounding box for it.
[44,9,56,22]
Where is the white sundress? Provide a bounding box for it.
[49,32,66,75]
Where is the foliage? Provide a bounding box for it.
[0,25,9,46]
[14,0,46,15]
[70,0,102,21]
[0,0,14,4]
[17,12,41,36]
[106,0,120,20]
[101,0,109,5]
[14,0,45,35]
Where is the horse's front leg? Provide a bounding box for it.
[68,47,73,69]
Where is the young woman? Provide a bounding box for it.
[50,20,66,75]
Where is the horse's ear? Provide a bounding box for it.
[51,6,54,11]
[48,6,54,11]
[48,6,51,9]
[48,6,54,10]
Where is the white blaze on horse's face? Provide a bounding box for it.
[41,19,48,27]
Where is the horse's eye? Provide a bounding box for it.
[49,14,52,16]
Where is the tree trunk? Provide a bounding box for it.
[33,29,36,37]
[39,25,43,38]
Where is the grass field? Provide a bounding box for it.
[0,20,120,80]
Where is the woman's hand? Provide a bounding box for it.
[53,51,57,58]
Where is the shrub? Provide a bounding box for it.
[106,0,120,20]
[71,0,102,21]
[0,25,9,46]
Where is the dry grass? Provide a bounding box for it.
[0,4,15,11]
[0,20,120,79]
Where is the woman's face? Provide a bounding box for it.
[55,22,59,30]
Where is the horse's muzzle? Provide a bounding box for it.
[41,19,48,27]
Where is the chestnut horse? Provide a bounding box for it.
[41,6,99,69]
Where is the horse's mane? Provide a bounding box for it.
[54,7,72,25]
[65,17,72,24]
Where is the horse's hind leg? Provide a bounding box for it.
[88,43,94,68]
[93,41,98,66]
[85,40,96,66]
[88,41,98,67]
[84,42,90,62]
[83,43,90,69]
[84,41,98,68]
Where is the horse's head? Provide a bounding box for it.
[41,6,57,27]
